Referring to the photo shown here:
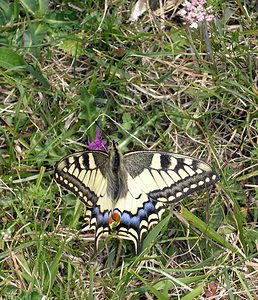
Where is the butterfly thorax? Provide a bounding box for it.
[107,144,128,201]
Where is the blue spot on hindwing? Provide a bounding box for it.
[144,201,154,212]
[116,197,158,231]
[97,211,109,226]
[91,206,109,227]
[137,208,147,218]
[130,216,140,227]
[120,212,131,227]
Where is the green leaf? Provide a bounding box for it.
[0,0,13,24]
[122,112,133,131]
[38,0,48,14]
[44,239,66,292]
[153,275,207,290]
[0,48,26,69]
[58,35,84,56]
[25,65,50,88]
[19,0,37,16]
[0,47,49,86]
[180,282,205,300]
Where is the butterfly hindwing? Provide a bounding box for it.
[114,192,166,253]
[83,204,110,251]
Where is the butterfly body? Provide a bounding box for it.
[55,143,219,254]
[106,142,128,201]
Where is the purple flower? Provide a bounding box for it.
[87,128,107,151]
[179,0,214,28]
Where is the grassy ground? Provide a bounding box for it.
[0,0,257,299]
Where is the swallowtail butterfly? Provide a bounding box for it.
[54,142,219,253]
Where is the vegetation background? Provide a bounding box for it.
[0,0,257,299]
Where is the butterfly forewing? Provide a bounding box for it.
[55,151,110,207]
[124,151,219,204]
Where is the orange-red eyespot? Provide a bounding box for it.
[109,210,121,226]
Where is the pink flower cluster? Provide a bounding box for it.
[179,0,214,28]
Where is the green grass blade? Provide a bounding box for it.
[130,270,168,300]
[142,214,171,252]
[180,206,244,257]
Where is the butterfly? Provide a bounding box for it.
[54,141,219,254]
